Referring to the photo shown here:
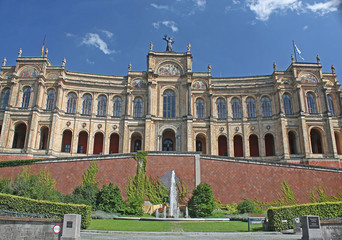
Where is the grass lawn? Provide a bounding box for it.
[88,219,264,232]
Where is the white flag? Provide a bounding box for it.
[294,43,304,60]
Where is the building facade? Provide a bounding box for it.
[0,44,341,165]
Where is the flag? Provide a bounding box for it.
[41,36,46,57]
[294,43,304,60]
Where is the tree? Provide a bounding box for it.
[188,182,216,218]
[97,183,125,213]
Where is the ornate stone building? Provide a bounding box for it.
[0,44,341,166]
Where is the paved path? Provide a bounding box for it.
[81,230,301,240]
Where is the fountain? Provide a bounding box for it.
[169,170,178,218]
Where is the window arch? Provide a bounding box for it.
[307,92,317,114]
[46,89,55,110]
[1,88,10,109]
[246,97,256,118]
[327,95,335,116]
[113,97,122,117]
[261,97,272,117]
[283,93,292,115]
[231,98,241,119]
[196,98,204,119]
[66,92,77,113]
[133,97,143,118]
[288,131,297,154]
[216,98,226,119]
[163,90,175,118]
[22,87,31,108]
[310,128,323,154]
[97,95,107,116]
[82,94,92,115]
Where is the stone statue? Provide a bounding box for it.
[187,43,191,52]
[62,57,66,67]
[149,42,153,51]
[332,65,336,74]
[208,64,211,73]
[2,57,6,67]
[291,54,295,63]
[163,35,174,52]
[316,54,320,64]
[18,48,22,57]
[273,62,277,71]
[128,62,132,71]
[45,48,48,58]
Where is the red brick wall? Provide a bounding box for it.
[200,158,342,204]
[0,154,342,204]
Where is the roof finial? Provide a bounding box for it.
[2,57,6,67]
[187,43,191,53]
[62,57,66,67]
[208,64,211,73]
[149,42,153,52]
[316,54,320,64]
[273,62,277,72]
[332,65,336,74]
[18,48,22,57]
[291,54,295,63]
[128,62,132,71]
[45,48,48,58]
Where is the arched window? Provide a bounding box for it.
[310,128,323,154]
[97,95,107,116]
[231,98,241,119]
[46,89,55,110]
[22,87,31,108]
[283,94,292,115]
[249,134,259,157]
[327,95,335,116]
[307,92,317,114]
[113,97,122,117]
[82,94,92,115]
[163,90,175,118]
[265,133,275,156]
[66,93,77,113]
[61,130,72,152]
[217,98,226,119]
[133,97,143,118]
[246,97,256,118]
[12,123,27,149]
[196,98,204,119]
[1,88,10,109]
[233,135,243,157]
[288,131,297,154]
[261,97,272,117]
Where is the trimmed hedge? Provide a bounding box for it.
[0,193,91,229]
[267,201,342,231]
[0,159,44,168]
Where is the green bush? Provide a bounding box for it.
[72,183,99,208]
[267,201,342,231]
[237,199,255,214]
[0,192,91,229]
[97,183,125,213]
[188,182,216,218]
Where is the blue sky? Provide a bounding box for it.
[0,0,341,80]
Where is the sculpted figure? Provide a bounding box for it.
[163,35,174,52]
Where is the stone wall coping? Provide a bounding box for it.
[27,151,342,173]
[0,216,62,223]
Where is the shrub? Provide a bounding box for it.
[188,182,216,218]
[0,192,91,229]
[97,183,125,213]
[267,201,342,231]
[237,199,255,214]
[278,180,297,205]
[72,183,99,208]
[0,178,13,194]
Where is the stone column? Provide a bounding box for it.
[297,87,303,113]
[125,92,131,117]
[323,88,330,115]
[147,82,151,117]
[209,94,213,120]
[187,83,192,116]
[55,84,64,111]
[277,89,283,114]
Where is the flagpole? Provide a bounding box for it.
[292,40,297,62]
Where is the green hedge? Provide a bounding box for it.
[0,193,91,229]
[0,159,44,168]
[267,201,342,231]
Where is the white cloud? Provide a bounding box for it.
[101,30,113,38]
[233,0,241,4]
[86,58,95,64]
[65,32,76,37]
[151,3,169,10]
[81,33,116,55]
[152,21,179,32]
[306,0,341,16]
[303,25,309,30]
[247,0,304,21]
[194,0,206,10]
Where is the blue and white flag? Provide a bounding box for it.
[294,43,304,60]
